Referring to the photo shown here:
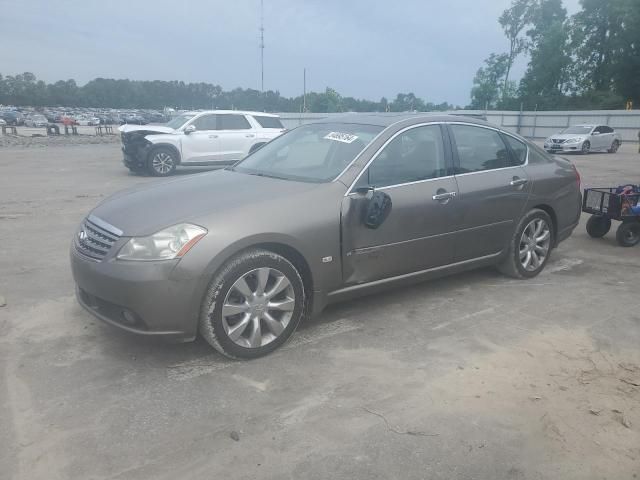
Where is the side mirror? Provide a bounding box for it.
[184,124,196,134]
[364,189,392,229]
[591,131,599,136]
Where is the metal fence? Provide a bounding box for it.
[276,110,640,142]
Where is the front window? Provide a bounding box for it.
[232,123,383,183]
[166,114,195,130]
[561,126,593,135]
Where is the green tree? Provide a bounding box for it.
[519,0,571,105]
[498,0,533,99]
[470,53,510,109]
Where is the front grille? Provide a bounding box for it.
[75,217,121,260]
[552,139,566,144]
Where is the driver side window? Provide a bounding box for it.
[358,125,446,188]
[192,114,217,131]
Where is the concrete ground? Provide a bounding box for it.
[1,142,639,480]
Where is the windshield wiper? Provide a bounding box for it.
[242,170,290,181]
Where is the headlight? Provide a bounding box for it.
[117,223,207,261]
[565,137,582,144]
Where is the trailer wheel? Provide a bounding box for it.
[586,215,611,238]
[616,222,640,247]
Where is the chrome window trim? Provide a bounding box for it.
[344,121,443,196]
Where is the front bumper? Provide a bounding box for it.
[544,142,583,153]
[70,245,201,341]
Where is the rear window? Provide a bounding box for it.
[253,115,284,129]
[218,114,251,130]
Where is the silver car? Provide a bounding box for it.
[71,115,582,359]
[544,124,622,154]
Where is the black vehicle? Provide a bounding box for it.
[0,111,23,126]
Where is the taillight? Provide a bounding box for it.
[572,163,581,188]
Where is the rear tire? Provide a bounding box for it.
[199,249,306,359]
[608,140,620,153]
[586,215,611,238]
[498,209,554,279]
[147,147,177,176]
[616,222,640,247]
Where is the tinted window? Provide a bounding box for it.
[502,134,527,166]
[361,125,447,188]
[561,126,592,134]
[218,114,251,130]
[253,115,284,129]
[450,125,511,173]
[600,126,613,133]
[192,114,217,131]
[528,143,554,164]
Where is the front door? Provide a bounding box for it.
[180,114,220,163]
[216,114,255,162]
[447,124,531,261]
[341,124,460,285]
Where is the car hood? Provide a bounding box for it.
[547,134,588,141]
[90,169,323,236]
[118,124,175,135]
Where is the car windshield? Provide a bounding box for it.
[166,114,195,129]
[232,123,383,183]
[561,126,592,134]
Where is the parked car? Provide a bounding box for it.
[0,110,23,126]
[121,114,147,125]
[544,124,622,154]
[118,110,286,176]
[75,115,100,126]
[72,114,582,359]
[24,114,49,127]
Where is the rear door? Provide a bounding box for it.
[180,114,221,163]
[216,114,255,162]
[447,124,531,262]
[341,123,460,285]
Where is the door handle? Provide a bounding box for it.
[432,191,456,202]
[209,134,218,138]
[245,134,255,138]
[510,177,528,187]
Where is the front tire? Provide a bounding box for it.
[616,222,640,247]
[586,215,611,238]
[199,249,306,359]
[581,141,591,154]
[147,147,177,176]
[498,209,554,279]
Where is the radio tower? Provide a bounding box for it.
[260,0,265,92]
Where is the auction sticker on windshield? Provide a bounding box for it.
[324,132,359,144]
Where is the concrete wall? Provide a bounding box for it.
[276,110,640,142]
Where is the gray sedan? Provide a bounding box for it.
[71,114,582,359]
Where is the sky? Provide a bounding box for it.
[0,0,582,106]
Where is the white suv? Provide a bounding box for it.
[119,110,286,176]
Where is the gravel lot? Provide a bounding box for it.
[1,141,639,480]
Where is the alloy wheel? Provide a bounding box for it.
[222,268,296,348]
[152,152,174,174]
[581,141,590,154]
[519,218,551,272]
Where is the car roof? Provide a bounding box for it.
[183,110,279,117]
[309,113,493,128]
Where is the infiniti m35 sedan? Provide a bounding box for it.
[71,114,582,359]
